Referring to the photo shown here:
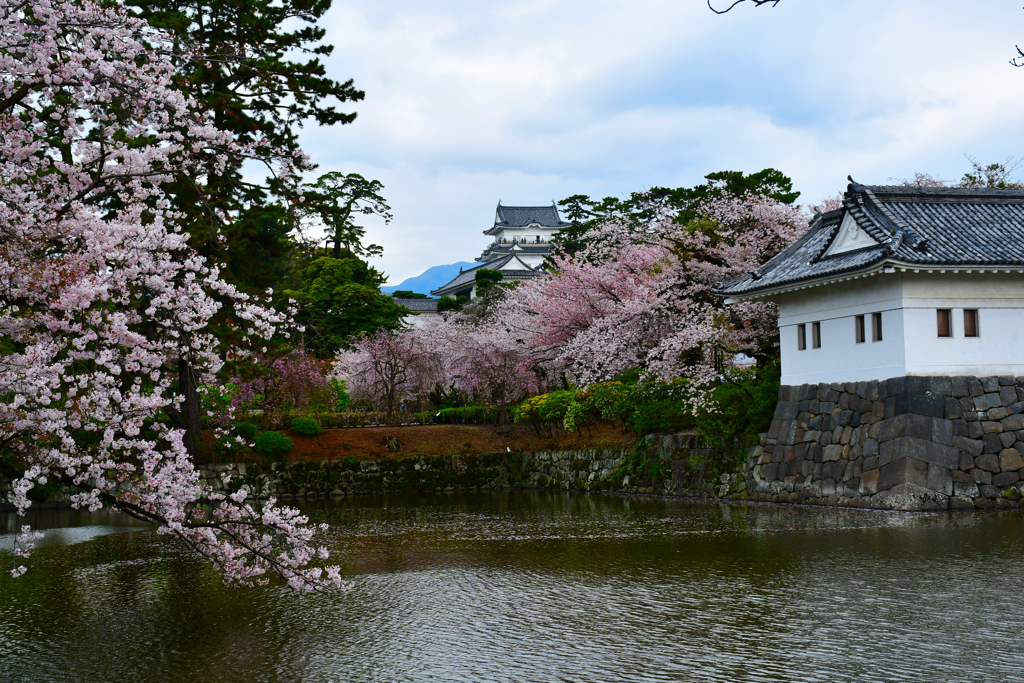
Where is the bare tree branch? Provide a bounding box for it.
[708,0,780,15]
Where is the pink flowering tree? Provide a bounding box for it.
[232,351,337,428]
[334,330,449,424]
[0,0,344,590]
[420,308,545,421]
[521,194,808,407]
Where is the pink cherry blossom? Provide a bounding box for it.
[1,0,341,590]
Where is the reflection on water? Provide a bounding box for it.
[2,492,1024,682]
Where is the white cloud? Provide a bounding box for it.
[299,0,1024,283]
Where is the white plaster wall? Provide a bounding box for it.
[777,273,906,385]
[774,271,1024,384]
[901,272,1024,376]
[403,312,440,329]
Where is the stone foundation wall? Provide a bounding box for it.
[1,434,748,510]
[747,376,1024,510]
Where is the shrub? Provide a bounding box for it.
[253,431,293,458]
[538,390,576,424]
[233,421,258,441]
[695,363,780,458]
[290,417,321,436]
[330,378,351,412]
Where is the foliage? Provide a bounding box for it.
[290,417,322,436]
[232,351,337,426]
[254,431,295,458]
[333,331,442,425]
[233,422,259,441]
[392,291,428,299]
[302,172,390,258]
[288,255,406,355]
[474,268,504,297]
[553,169,799,257]
[330,378,351,412]
[125,0,364,293]
[0,0,339,590]
[695,364,781,459]
[437,296,466,313]
[527,190,807,408]
[431,406,503,424]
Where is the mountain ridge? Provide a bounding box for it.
[381,262,477,296]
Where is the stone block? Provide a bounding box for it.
[982,377,1000,393]
[953,420,969,437]
[988,407,1009,421]
[944,398,963,420]
[968,421,984,439]
[1000,432,1018,449]
[993,471,1020,487]
[840,426,853,445]
[1003,414,1024,431]
[972,468,993,484]
[953,481,979,498]
[975,393,1003,411]
[952,470,972,483]
[863,455,879,471]
[863,439,879,458]
[892,392,945,418]
[873,482,950,510]
[1000,375,1016,386]
[958,452,975,471]
[969,378,984,397]
[951,376,970,398]
[879,436,960,470]
[1000,448,1024,471]
[976,453,1000,473]
[927,463,953,495]
[886,376,909,396]
[954,436,984,457]
[1001,385,1018,406]
[931,418,953,446]
[982,421,1004,434]
[878,456,929,491]
[879,413,932,442]
[983,433,1003,453]
[859,469,879,494]
[774,401,799,420]
[823,444,845,462]
[871,402,885,423]
[979,484,1000,499]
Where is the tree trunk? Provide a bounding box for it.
[166,358,207,463]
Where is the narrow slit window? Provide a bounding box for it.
[937,309,952,337]
[797,323,806,351]
[964,309,979,337]
[812,321,821,349]
[855,315,865,343]
[872,312,883,342]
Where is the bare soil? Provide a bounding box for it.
[235,423,638,462]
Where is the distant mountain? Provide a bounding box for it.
[381,262,477,297]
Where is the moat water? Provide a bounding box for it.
[2,492,1024,682]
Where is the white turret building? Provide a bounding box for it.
[431,202,568,299]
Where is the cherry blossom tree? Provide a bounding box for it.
[0,0,343,590]
[520,194,808,406]
[334,330,440,424]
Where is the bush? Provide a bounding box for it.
[233,421,258,441]
[695,363,780,457]
[290,417,321,436]
[330,378,350,412]
[433,406,500,424]
[253,431,293,458]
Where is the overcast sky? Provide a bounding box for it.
[299,0,1024,285]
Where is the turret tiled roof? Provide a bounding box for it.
[429,253,540,298]
[720,182,1024,299]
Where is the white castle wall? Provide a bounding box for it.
[776,272,1024,385]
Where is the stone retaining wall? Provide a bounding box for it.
[748,376,1024,510]
[1,434,747,510]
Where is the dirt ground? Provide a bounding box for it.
[239,422,638,461]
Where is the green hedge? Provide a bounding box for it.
[254,431,293,457]
[290,417,321,436]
